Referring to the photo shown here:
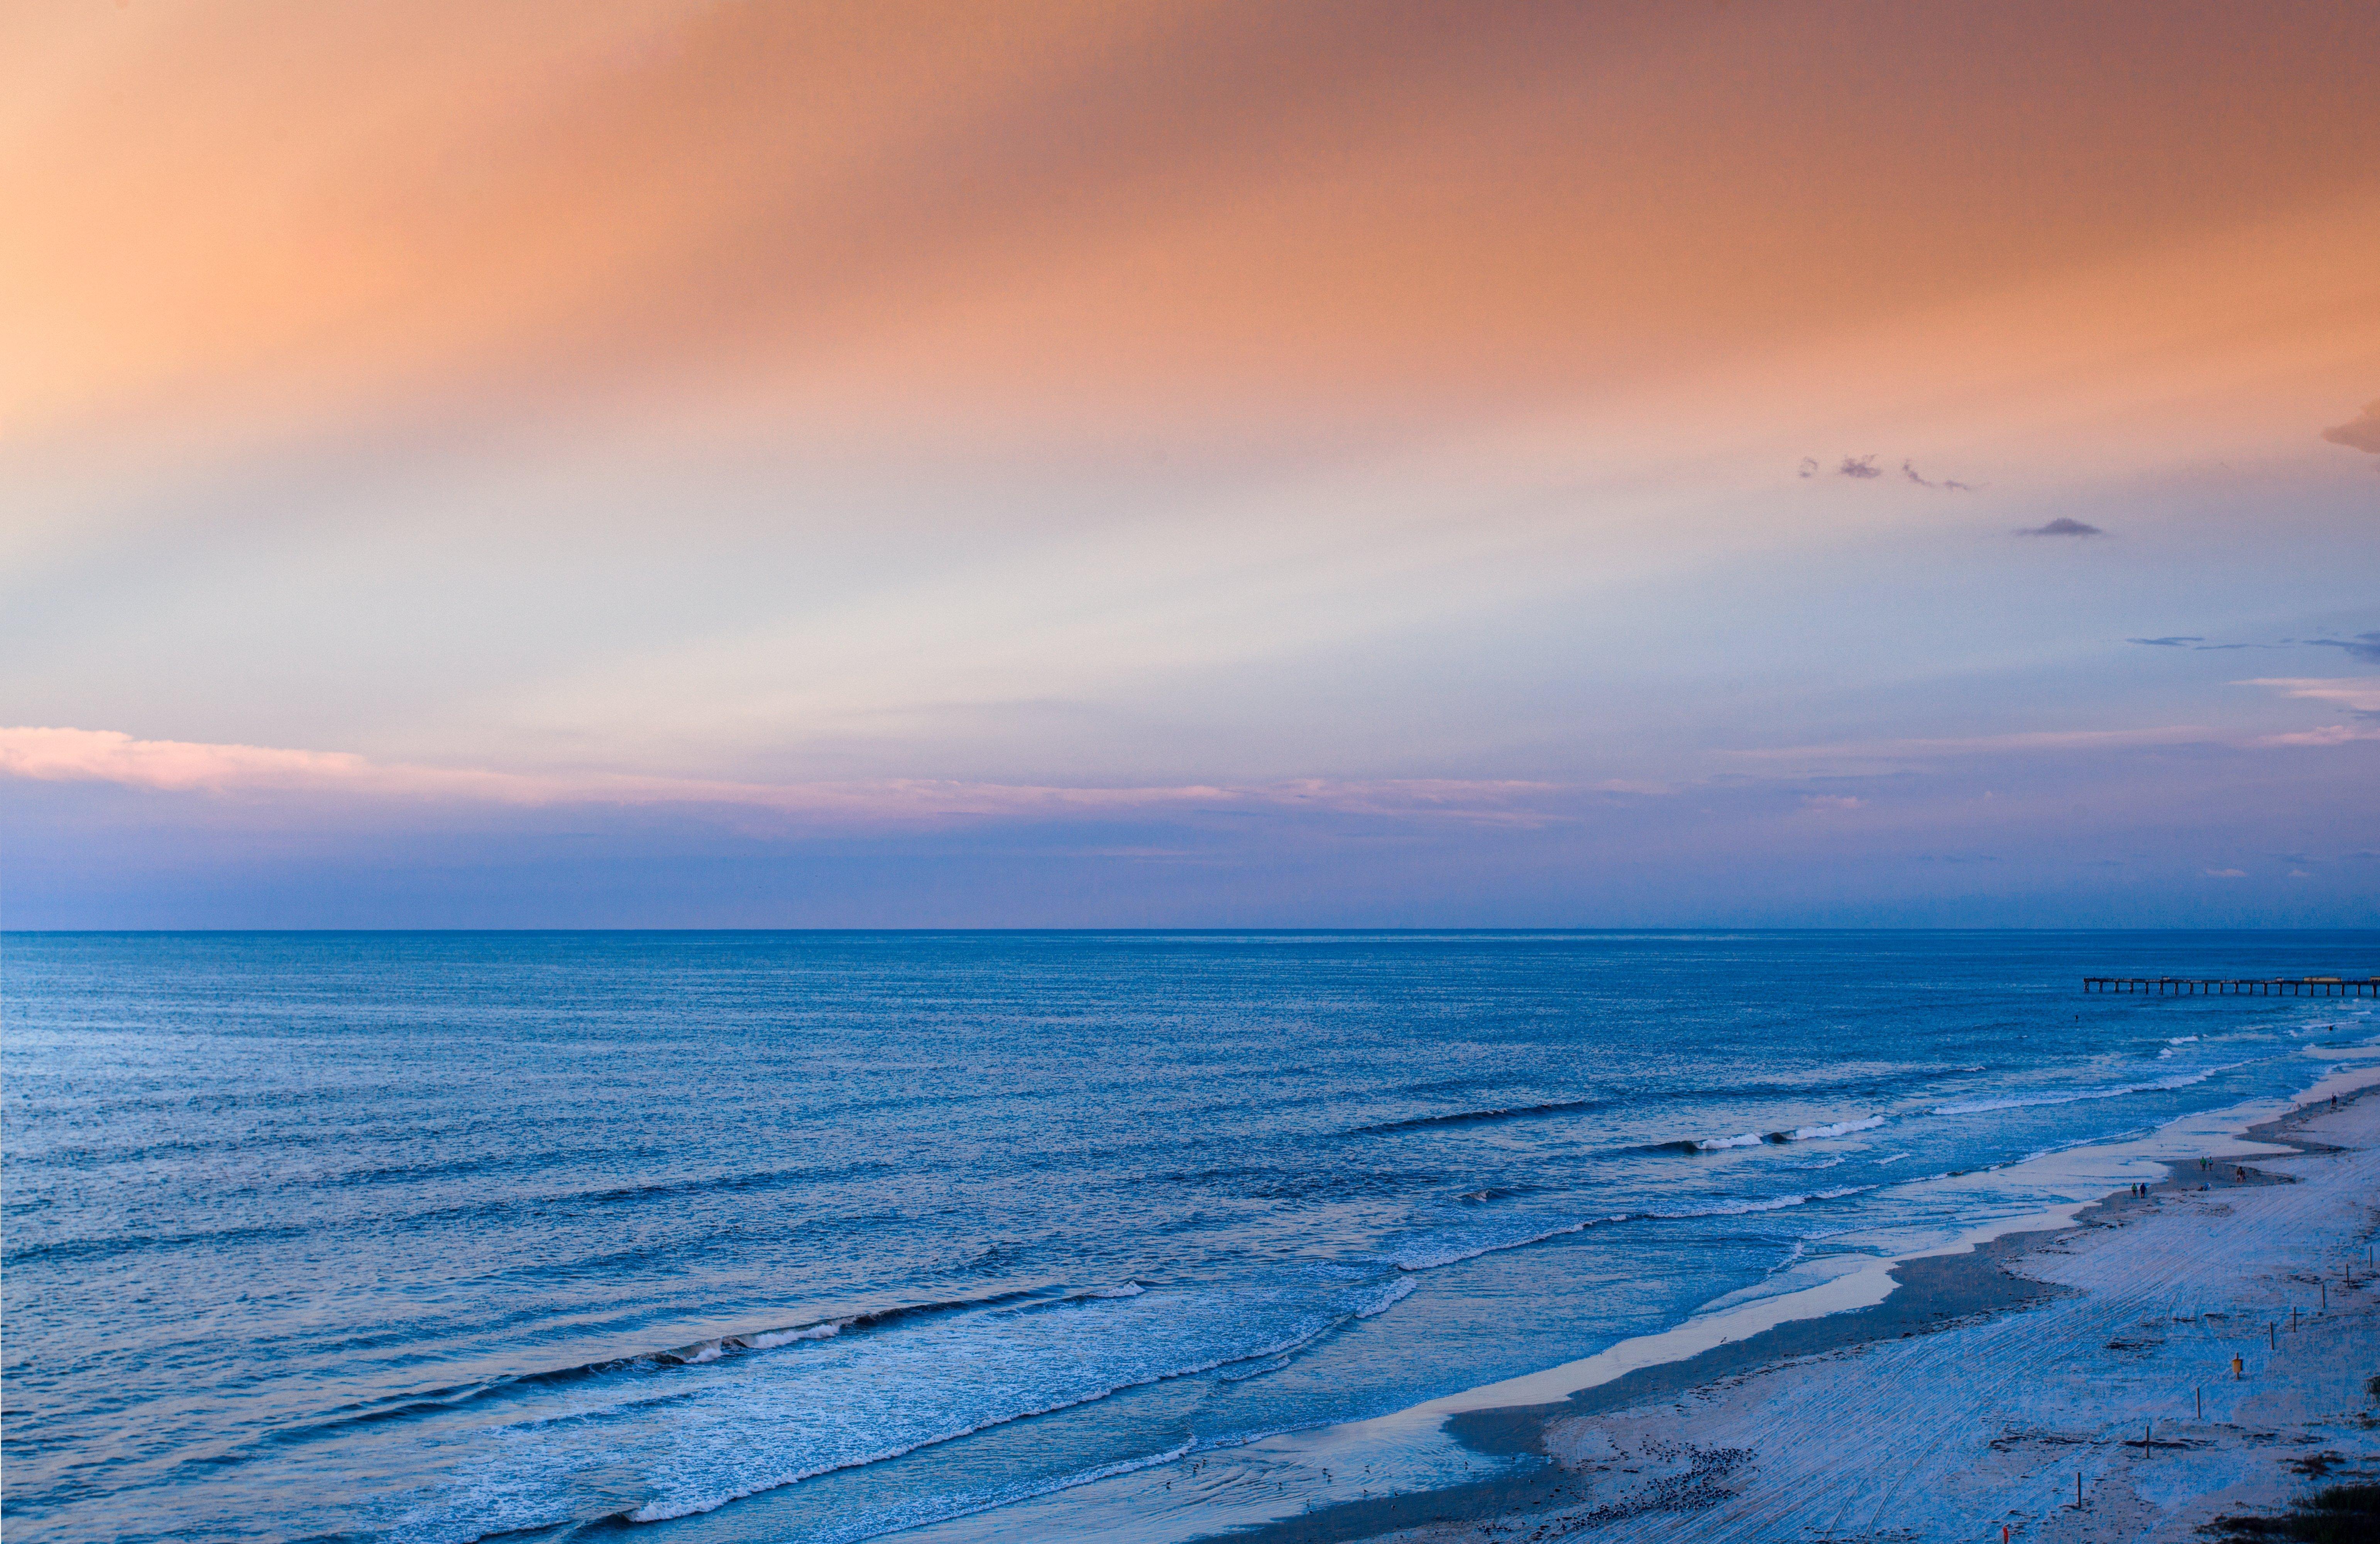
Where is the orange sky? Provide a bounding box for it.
[10,0,2378,452]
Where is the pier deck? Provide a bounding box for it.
[2083,975,2378,997]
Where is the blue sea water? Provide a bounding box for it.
[5,930,2376,1544]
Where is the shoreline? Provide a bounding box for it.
[1203,1063,2380,1544]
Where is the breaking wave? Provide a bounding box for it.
[1658,1114,1890,1153]
[1930,1062,2247,1116]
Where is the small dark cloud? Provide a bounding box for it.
[1901,460,1979,491]
[2016,518,2103,537]
[1797,457,1819,479]
[2127,635,2290,651]
[1838,455,1881,479]
[2320,398,2380,454]
[2304,631,2380,664]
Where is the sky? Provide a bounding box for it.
[4,0,2377,928]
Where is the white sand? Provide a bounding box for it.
[1392,1084,2380,1543]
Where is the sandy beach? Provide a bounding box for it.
[1226,1078,2380,1544]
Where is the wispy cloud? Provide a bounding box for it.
[0,726,1587,828]
[2320,399,2380,454]
[1798,455,1978,488]
[2241,678,2380,715]
[2016,517,2104,537]
[1900,460,1978,491]
[1734,725,2215,762]
[2302,631,2380,664]
[2236,677,2380,745]
[2126,635,2258,651]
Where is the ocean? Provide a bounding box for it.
[5,930,2375,1544]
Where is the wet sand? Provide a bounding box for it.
[1218,1081,2380,1544]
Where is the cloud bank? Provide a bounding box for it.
[0,726,1576,828]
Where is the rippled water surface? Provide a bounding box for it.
[6,930,2374,1542]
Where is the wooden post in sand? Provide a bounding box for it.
[2077,1472,2084,1508]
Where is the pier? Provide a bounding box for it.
[2084,976,2378,997]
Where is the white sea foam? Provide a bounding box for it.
[1930,1061,2245,1116]
[1689,1115,1884,1150]
[619,1279,1418,1526]
[741,1324,840,1349]
[1649,1183,1877,1220]
[1081,1283,1146,1299]
[1788,1116,1886,1141]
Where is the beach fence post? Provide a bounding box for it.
[2197,1387,2203,1418]
[2077,1472,2084,1508]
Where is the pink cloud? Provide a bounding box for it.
[2240,677,2380,714]
[0,726,1576,827]
[1733,726,2215,762]
[2237,678,2380,745]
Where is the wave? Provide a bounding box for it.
[616,1290,1409,1527]
[1930,1061,2246,1116]
[652,1289,1047,1367]
[773,1438,1208,1544]
[271,1288,1054,1448]
[1393,1178,1887,1274]
[1348,1098,1608,1136]
[1647,1113,1889,1154]
[1644,1183,1878,1220]
[1389,1214,1628,1272]
[1354,1069,1951,1144]
[1788,1115,1888,1141]
[1217,1354,1292,1383]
